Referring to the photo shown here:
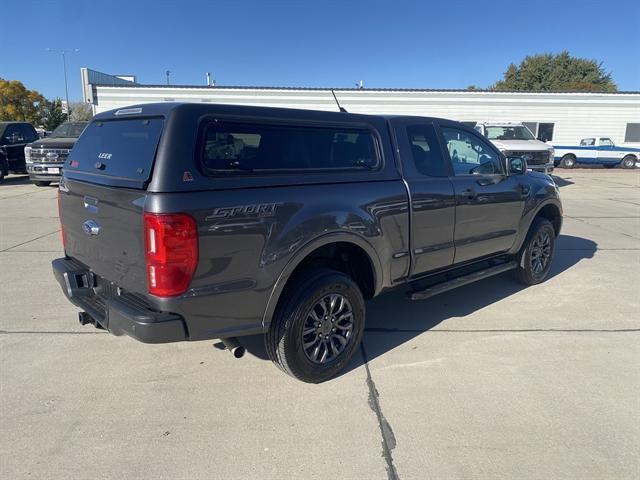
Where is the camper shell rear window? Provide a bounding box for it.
[64,118,163,187]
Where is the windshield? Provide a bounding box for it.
[50,122,88,138]
[485,126,535,141]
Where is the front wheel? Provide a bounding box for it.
[621,155,637,169]
[513,218,556,286]
[265,268,365,383]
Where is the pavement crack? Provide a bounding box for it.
[0,330,107,335]
[0,229,61,252]
[365,328,640,333]
[361,343,399,480]
[564,215,639,240]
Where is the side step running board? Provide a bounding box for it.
[409,261,518,301]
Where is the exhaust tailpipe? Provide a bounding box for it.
[221,337,245,358]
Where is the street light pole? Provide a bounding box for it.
[46,48,79,120]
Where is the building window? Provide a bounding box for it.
[625,123,640,142]
[537,123,554,142]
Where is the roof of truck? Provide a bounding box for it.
[94,102,452,125]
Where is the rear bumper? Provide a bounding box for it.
[52,257,188,343]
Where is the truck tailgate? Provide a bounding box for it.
[60,179,147,295]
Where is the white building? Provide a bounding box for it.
[81,68,640,144]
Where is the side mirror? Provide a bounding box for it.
[507,156,527,175]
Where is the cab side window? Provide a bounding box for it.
[580,138,595,146]
[441,127,503,176]
[19,124,37,143]
[599,138,614,147]
[405,124,447,177]
[3,125,24,144]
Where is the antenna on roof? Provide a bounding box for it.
[331,89,347,113]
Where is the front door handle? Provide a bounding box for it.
[461,189,477,200]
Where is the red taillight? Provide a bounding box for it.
[57,190,65,248]
[144,212,198,297]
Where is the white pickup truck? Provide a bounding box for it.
[553,137,640,169]
[475,122,555,174]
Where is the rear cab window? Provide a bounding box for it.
[64,118,164,188]
[200,122,379,174]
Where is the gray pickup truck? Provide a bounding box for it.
[53,103,562,382]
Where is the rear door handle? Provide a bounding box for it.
[461,189,477,199]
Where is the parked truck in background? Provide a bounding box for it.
[475,122,555,174]
[0,122,39,183]
[25,122,88,186]
[553,137,639,169]
[53,103,562,382]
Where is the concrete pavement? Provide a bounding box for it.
[1,170,638,479]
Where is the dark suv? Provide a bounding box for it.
[53,103,562,382]
[0,121,39,182]
[25,121,88,186]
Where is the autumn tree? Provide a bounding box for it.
[492,52,617,92]
[0,78,45,123]
[41,99,67,131]
[69,101,93,121]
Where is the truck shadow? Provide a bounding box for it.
[236,234,597,379]
[551,175,574,187]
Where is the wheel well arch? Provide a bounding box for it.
[561,153,576,160]
[261,235,381,329]
[532,203,562,237]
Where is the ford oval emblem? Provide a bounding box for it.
[82,219,101,236]
[46,152,59,160]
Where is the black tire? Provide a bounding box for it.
[0,155,7,184]
[560,155,576,169]
[621,155,637,169]
[34,181,51,187]
[265,268,365,383]
[513,218,556,286]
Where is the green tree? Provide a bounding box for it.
[41,99,67,131]
[492,51,617,92]
[0,78,45,123]
[69,101,93,121]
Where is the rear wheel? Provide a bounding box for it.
[621,155,637,169]
[513,218,556,286]
[0,155,7,183]
[560,155,576,169]
[265,268,365,383]
[34,181,51,187]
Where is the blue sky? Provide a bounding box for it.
[2,0,639,101]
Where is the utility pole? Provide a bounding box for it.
[46,48,79,120]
